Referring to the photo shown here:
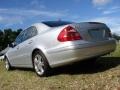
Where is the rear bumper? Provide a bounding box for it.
[47,39,116,68]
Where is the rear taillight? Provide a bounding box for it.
[57,26,82,42]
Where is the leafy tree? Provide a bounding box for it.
[112,33,120,42]
[0,30,4,51]
[0,28,22,51]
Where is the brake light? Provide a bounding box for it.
[57,26,82,42]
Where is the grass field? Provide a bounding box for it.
[0,44,120,90]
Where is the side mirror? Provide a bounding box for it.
[9,43,16,48]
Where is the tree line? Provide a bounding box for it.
[0,29,22,51]
[112,33,120,42]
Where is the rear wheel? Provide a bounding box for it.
[5,57,12,71]
[32,50,50,77]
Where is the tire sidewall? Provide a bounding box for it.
[32,50,50,77]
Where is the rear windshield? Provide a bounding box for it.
[42,21,73,27]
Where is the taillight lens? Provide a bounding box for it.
[57,26,82,42]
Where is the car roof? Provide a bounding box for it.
[31,23,51,34]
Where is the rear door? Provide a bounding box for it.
[17,26,38,66]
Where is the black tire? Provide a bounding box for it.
[32,50,50,77]
[5,57,12,71]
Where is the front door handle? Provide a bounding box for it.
[16,46,19,50]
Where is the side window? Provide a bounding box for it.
[24,26,38,40]
[15,31,25,45]
[31,27,38,37]
[14,26,38,45]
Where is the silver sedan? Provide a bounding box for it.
[5,21,116,76]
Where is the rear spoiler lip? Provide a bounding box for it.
[87,22,105,24]
[76,22,106,25]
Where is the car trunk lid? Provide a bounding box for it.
[72,22,111,41]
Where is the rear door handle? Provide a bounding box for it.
[28,40,33,44]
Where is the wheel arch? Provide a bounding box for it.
[31,48,50,67]
[4,54,9,62]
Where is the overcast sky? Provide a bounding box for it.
[0,0,120,35]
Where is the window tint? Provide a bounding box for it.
[24,26,38,40]
[15,30,25,45]
[42,21,73,27]
[15,26,37,45]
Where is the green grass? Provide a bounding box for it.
[0,44,120,90]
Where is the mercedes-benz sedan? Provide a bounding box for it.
[5,21,116,76]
